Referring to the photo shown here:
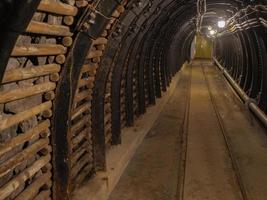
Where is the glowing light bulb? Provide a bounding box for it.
[209,30,216,35]
[208,26,212,30]
[218,20,226,28]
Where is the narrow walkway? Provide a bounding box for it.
[183,63,242,200]
[109,60,267,200]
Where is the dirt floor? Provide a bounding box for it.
[108,60,267,200]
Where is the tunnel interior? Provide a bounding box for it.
[0,0,267,199]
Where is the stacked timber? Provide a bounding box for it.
[0,0,127,199]
[0,0,79,199]
[101,5,126,146]
[69,61,95,189]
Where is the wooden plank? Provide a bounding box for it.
[72,128,89,148]
[81,63,98,73]
[0,155,51,200]
[0,82,56,103]
[72,164,93,186]
[71,116,90,135]
[71,154,90,179]
[2,64,61,83]
[93,38,108,45]
[11,44,67,56]
[27,21,73,36]
[38,0,78,16]
[14,172,52,200]
[74,90,92,103]
[87,50,103,59]
[0,120,50,157]
[71,104,90,120]
[0,139,49,178]
[71,142,90,167]
[0,101,52,131]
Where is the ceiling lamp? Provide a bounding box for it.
[218,20,226,28]
[209,30,216,35]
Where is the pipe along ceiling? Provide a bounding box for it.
[0,0,266,199]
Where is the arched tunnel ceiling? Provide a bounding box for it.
[0,0,266,200]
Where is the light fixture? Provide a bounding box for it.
[208,26,212,30]
[209,30,216,35]
[218,20,226,28]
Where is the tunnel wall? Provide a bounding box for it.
[214,5,267,114]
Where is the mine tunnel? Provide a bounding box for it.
[0,0,267,199]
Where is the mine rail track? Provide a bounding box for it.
[177,61,251,200]
[201,63,249,200]
[176,63,192,200]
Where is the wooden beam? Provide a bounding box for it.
[38,0,78,16]
[0,120,50,157]
[0,155,51,200]
[0,139,49,178]
[27,21,73,36]
[0,101,52,131]
[11,44,67,56]
[0,82,56,103]
[2,64,61,84]
[93,38,108,45]
[14,172,52,200]
[87,50,103,59]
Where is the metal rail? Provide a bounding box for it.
[201,64,249,200]
[213,57,267,129]
[176,63,192,200]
